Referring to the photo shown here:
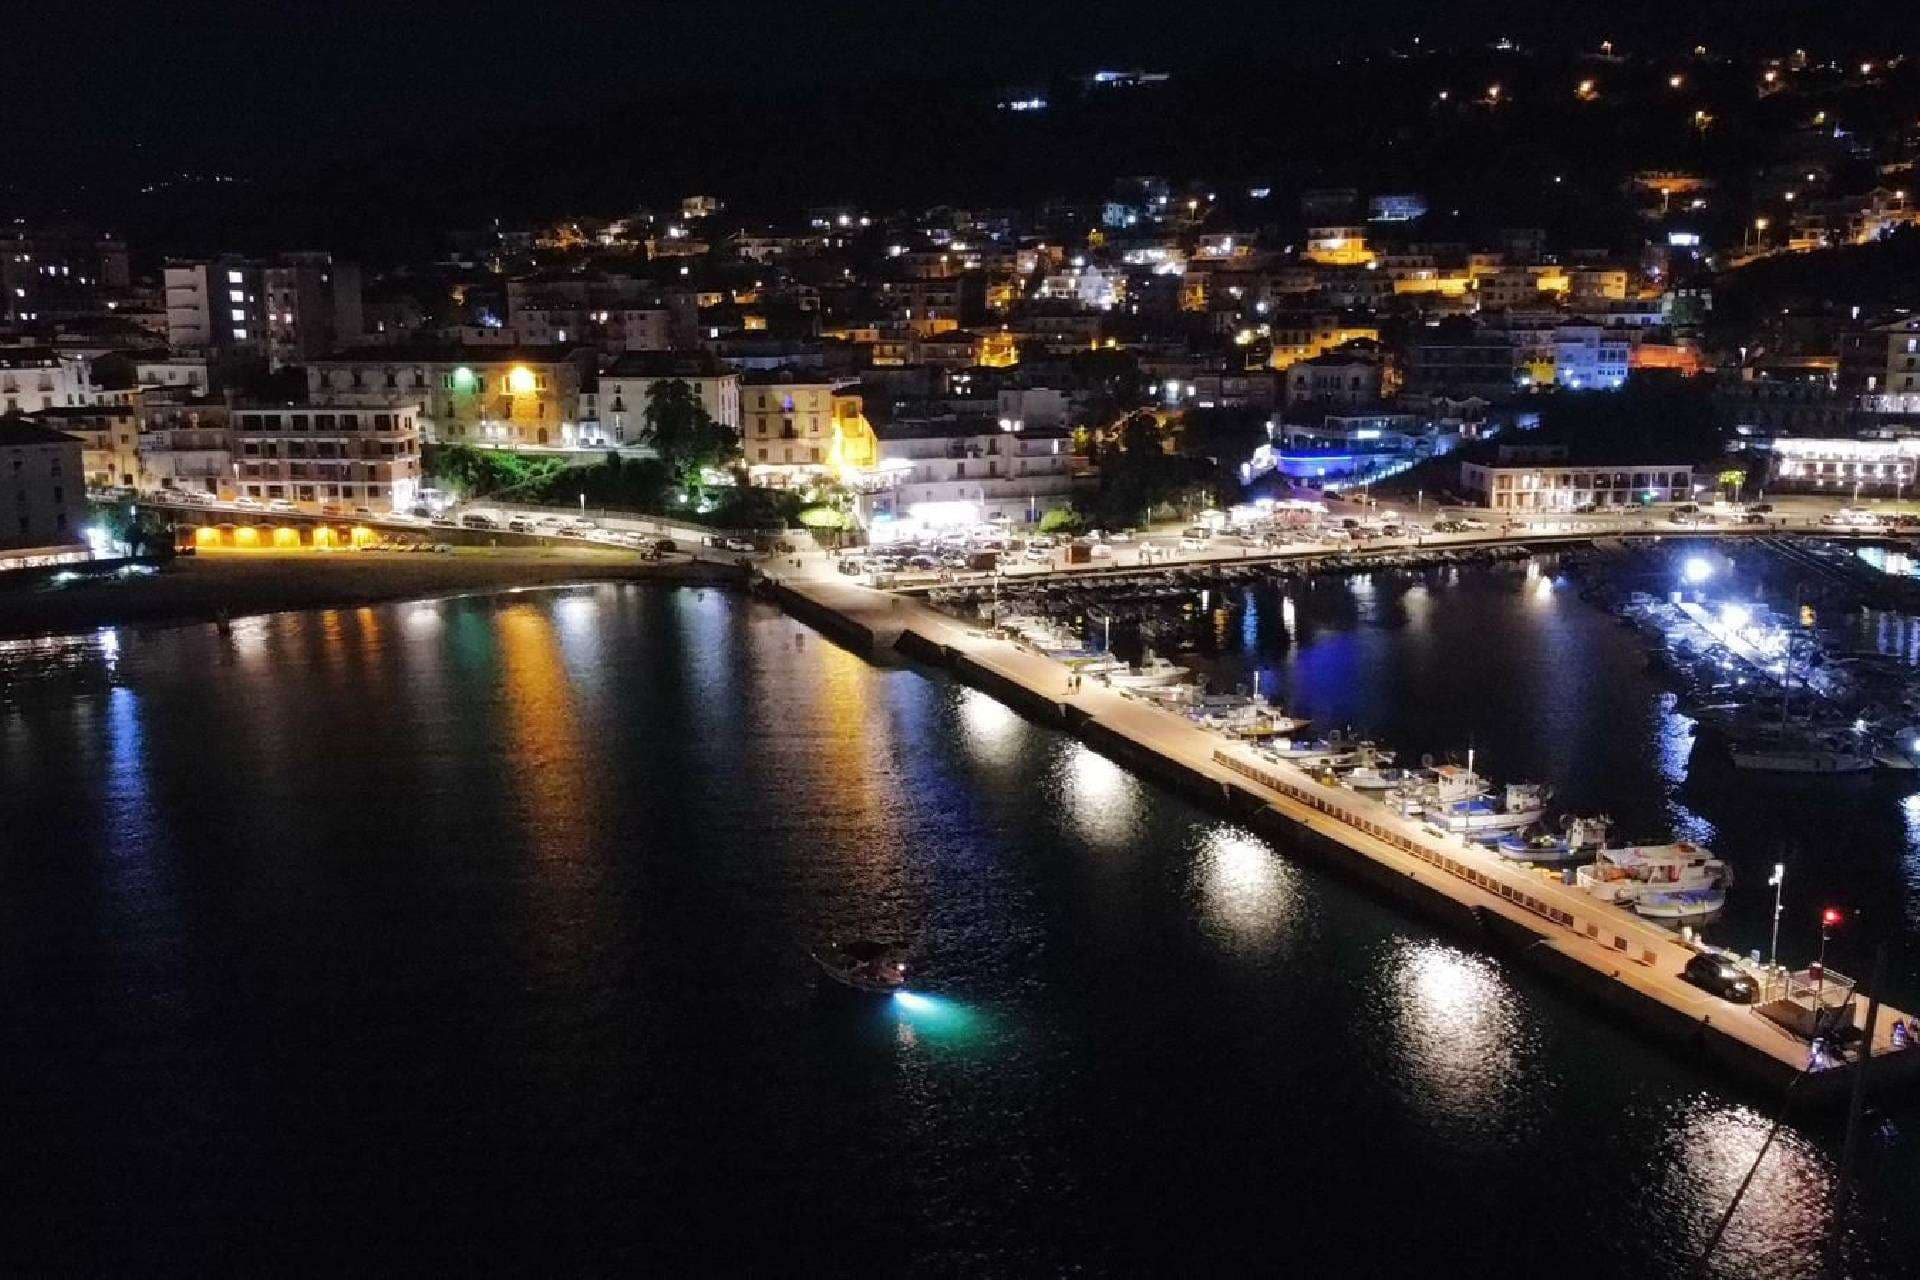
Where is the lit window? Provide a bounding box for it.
[229,290,244,303]
[227,271,244,284]
[231,309,246,322]
[233,328,248,339]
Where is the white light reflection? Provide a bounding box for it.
[1383,940,1529,1128]
[1902,793,1920,931]
[1193,824,1300,945]
[1280,593,1298,641]
[1057,740,1139,843]
[958,686,1020,764]
[1647,1097,1834,1270]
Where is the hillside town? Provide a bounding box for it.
[4,40,1920,574]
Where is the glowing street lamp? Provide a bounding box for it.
[1815,907,1842,1003]
[1768,863,1786,969]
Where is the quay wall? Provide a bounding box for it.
[772,580,1920,1106]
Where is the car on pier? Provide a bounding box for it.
[1682,952,1757,1003]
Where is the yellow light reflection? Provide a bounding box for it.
[272,526,299,548]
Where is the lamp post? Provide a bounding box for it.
[1815,906,1841,1004]
[1768,863,1785,970]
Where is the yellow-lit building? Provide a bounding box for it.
[1268,315,1381,371]
[741,374,875,485]
[307,345,589,448]
[979,330,1020,367]
[1304,226,1375,267]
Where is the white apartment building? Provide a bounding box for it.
[599,353,740,447]
[0,347,94,413]
[1552,323,1631,390]
[859,423,1092,526]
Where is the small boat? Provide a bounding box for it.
[1495,815,1611,866]
[811,940,911,995]
[1426,782,1552,834]
[1574,842,1729,921]
[1105,650,1190,689]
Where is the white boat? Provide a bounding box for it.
[1264,736,1361,766]
[1426,782,1552,834]
[1574,842,1729,920]
[1105,650,1190,689]
[1494,815,1611,866]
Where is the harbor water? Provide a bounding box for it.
[2,570,1918,1275]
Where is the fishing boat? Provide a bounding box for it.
[1336,744,1410,791]
[1573,842,1729,921]
[1494,815,1611,866]
[1426,782,1552,834]
[1105,650,1191,689]
[810,940,911,995]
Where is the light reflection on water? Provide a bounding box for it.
[1054,740,1141,844]
[1377,940,1535,1133]
[1190,824,1300,946]
[1642,1096,1836,1278]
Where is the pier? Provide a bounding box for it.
[767,563,1920,1106]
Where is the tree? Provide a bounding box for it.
[644,379,739,489]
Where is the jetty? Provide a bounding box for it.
[767,564,1920,1105]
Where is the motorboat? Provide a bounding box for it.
[811,940,911,995]
[1574,842,1729,921]
[1192,694,1313,740]
[1494,815,1611,866]
[1105,650,1190,689]
[1425,782,1552,834]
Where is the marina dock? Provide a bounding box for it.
[767,565,1920,1105]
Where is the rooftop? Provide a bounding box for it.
[0,416,83,448]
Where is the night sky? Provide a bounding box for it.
[21,1,1911,181]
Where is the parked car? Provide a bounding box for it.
[352,506,376,519]
[722,537,756,553]
[430,515,457,528]
[183,490,215,505]
[268,497,296,512]
[507,517,534,533]
[1682,952,1757,1003]
[460,513,498,530]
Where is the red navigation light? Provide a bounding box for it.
[1822,908,1843,927]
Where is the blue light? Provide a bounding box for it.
[892,991,930,1009]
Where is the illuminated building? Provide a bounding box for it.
[978,330,1020,368]
[1461,449,1692,511]
[229,401,422,513]
[1267,314,1380,371]
[0,347,95,415]
[1283,348,1386,408]
[1840,315,1920,399]
[306,344,589,448]
[163,252,361,367]
[599,353,740,447]
[1304,226,1374,267]
[1770,437,1920,492]
[23,405,139,489]
[856,421,1092,528]
[740,373,875,484]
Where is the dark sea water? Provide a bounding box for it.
[1,572,1917,1276]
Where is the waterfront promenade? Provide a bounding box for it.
[767,557,1920,1102]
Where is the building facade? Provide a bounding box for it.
[306,345,588,447]
[0,418,88,558]
[1459,457,1694,510]
[230,402,421,512]
[859,424,1092,526]
[740,374,875,482]
[599,353,741,447]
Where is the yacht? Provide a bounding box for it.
[1574,842,1730,921]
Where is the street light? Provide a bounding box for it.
[1768,863,1786,970]
[1815,906,1842,1005]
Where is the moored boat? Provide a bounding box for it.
[1573,842,1729,921]
[1495,815,1611,865]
